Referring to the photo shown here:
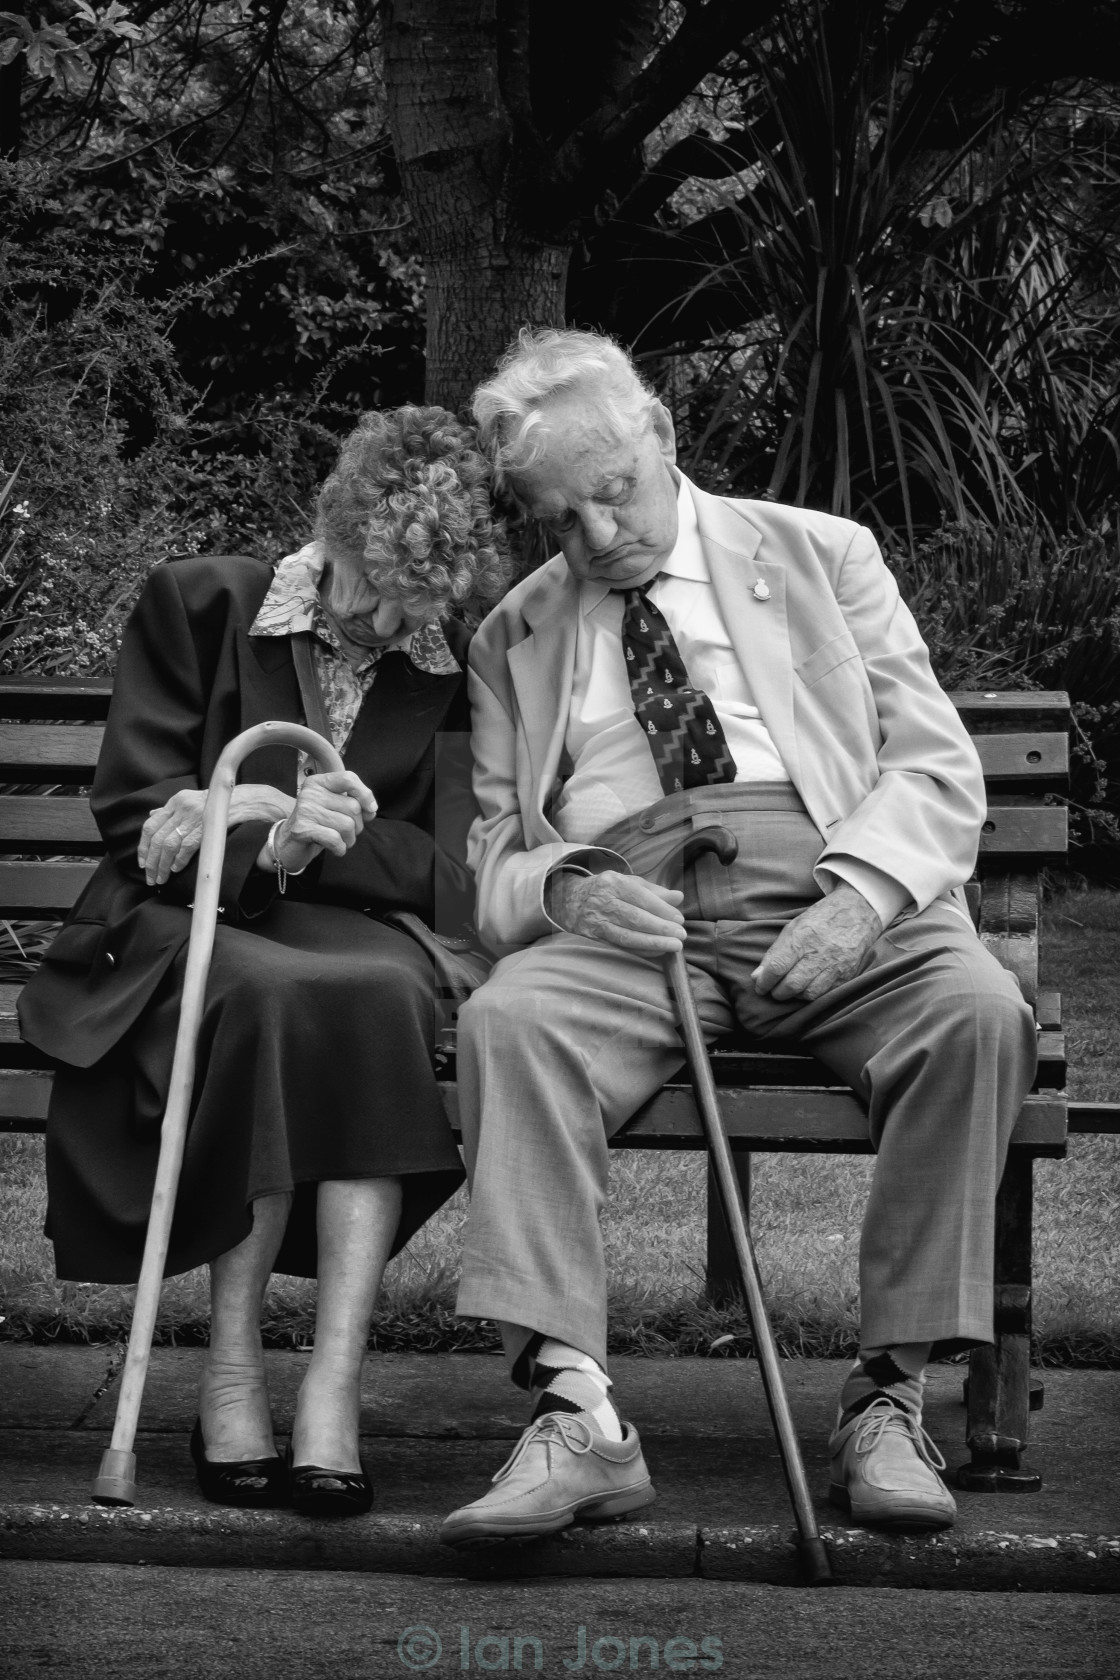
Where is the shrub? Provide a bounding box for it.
[888,517,1120,845]
[0,162,341,675]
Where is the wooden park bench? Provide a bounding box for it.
[1,675,1115,1492]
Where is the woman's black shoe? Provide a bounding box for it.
[190,1418,288,1508]
[289,1462,374,1518]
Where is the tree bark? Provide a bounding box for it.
[382,0,570,412]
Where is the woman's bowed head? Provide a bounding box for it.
[22,402,505,1519]
[316,405,511,656]
[139,406,510,890]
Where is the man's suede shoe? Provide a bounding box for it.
[828,1396,957,1530]
[440,1413,656,1547]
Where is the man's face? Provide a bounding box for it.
[511,393,679,589]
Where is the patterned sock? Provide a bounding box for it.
[839,1341,931,1424]
[527,1337,624,1443]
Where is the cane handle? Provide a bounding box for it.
[648,824,738,888]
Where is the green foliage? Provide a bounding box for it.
[887,517,1120,840]
[13,0,424,427]
[0,161,350,674]
[671,5,1120,542]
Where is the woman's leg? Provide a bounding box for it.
[291,1176,403,1471]
[200,1191,292,1461]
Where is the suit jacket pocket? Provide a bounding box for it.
[796,630,859,687]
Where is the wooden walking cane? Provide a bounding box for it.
[91,721,344,1507]
[651,827,835,1586]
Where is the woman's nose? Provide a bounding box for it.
[371,597,405,639]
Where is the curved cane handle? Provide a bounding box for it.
[648,824,738,889]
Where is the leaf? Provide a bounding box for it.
[0,13,33,46]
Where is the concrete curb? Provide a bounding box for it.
[3,1503,1117,1589]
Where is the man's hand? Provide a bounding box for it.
[139,784,296,887]
[752,883,882,1002]
[548,869,685,955]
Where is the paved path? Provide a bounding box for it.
[3,1562,1119,1679]
[2,1348,1117,1591]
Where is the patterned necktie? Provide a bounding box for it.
[620,586,737,794]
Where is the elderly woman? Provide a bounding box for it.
[19,407,509,1516]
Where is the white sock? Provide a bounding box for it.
[528,1337,624,1443]
[839,1341,931,1423]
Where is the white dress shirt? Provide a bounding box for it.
[552,477,909,928]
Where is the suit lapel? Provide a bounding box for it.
[346,653,461,797]
[692,486,803,790]
[234,628,303,791]
[507,565,581,819]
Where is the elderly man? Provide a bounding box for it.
[440,327,1036,1548]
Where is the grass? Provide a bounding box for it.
[1,883,1117,1363]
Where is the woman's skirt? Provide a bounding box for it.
[44,901,465,1281]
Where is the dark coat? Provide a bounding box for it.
[19,553,477,1068]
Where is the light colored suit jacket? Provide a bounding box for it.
[466,481,985,951]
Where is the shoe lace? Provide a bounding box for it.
[851,1397,947,1474]
[491,1412,594,1485]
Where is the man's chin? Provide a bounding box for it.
[595,553,663,588]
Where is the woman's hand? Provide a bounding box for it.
[258,770,378,875]
[139,785,297,888]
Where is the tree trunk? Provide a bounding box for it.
[382,0,571,413]
[423,246,570,415]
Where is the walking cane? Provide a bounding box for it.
[91,721,343,1507]
[650,827,835,1586]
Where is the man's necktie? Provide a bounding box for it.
[620,586,737,795]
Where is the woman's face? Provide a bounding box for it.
[320,557,432,659]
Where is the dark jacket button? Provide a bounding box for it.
[104,952,116,968]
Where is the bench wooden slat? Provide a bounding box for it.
[0,798,104,853]
[1067,1102,1120,1135]
[707,1034,1065,1090]
[972,732,1068,788]
[1036,989,1061,1030]
[0,798,1061,859]
[1,1068,1071,1152]
[0,1068,50,1123]
[0,860,98,915]
[0,724,104,781]
[433,1081,1068,1155]
[977,805,1067,861]
[0,679,113,720]
[947,690,1070,730]
[0,683,1072,730]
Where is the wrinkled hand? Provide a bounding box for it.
[261,769,378,874]
[139,784,297,888]
[547,868,685,955]
[752,883,882,1003]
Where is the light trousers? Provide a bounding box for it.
[455,787,1038,1383]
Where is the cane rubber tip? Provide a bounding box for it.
[800,1536,835,1586]
[91,1448,138,1507]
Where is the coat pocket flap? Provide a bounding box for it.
[795,630,859,687]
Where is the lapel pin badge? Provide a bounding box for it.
[752,580,771,601]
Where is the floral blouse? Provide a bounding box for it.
[249,539,461,754]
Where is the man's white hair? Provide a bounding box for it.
[472,327,659,497]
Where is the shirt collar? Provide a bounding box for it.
[249,538,461,675]
[580,472,707,616]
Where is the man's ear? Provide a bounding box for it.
[650,400,677,463]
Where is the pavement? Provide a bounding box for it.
[1,1346,1118,1591]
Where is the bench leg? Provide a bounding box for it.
[704,1151,752,1305]
[957,1150,1043,1492]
